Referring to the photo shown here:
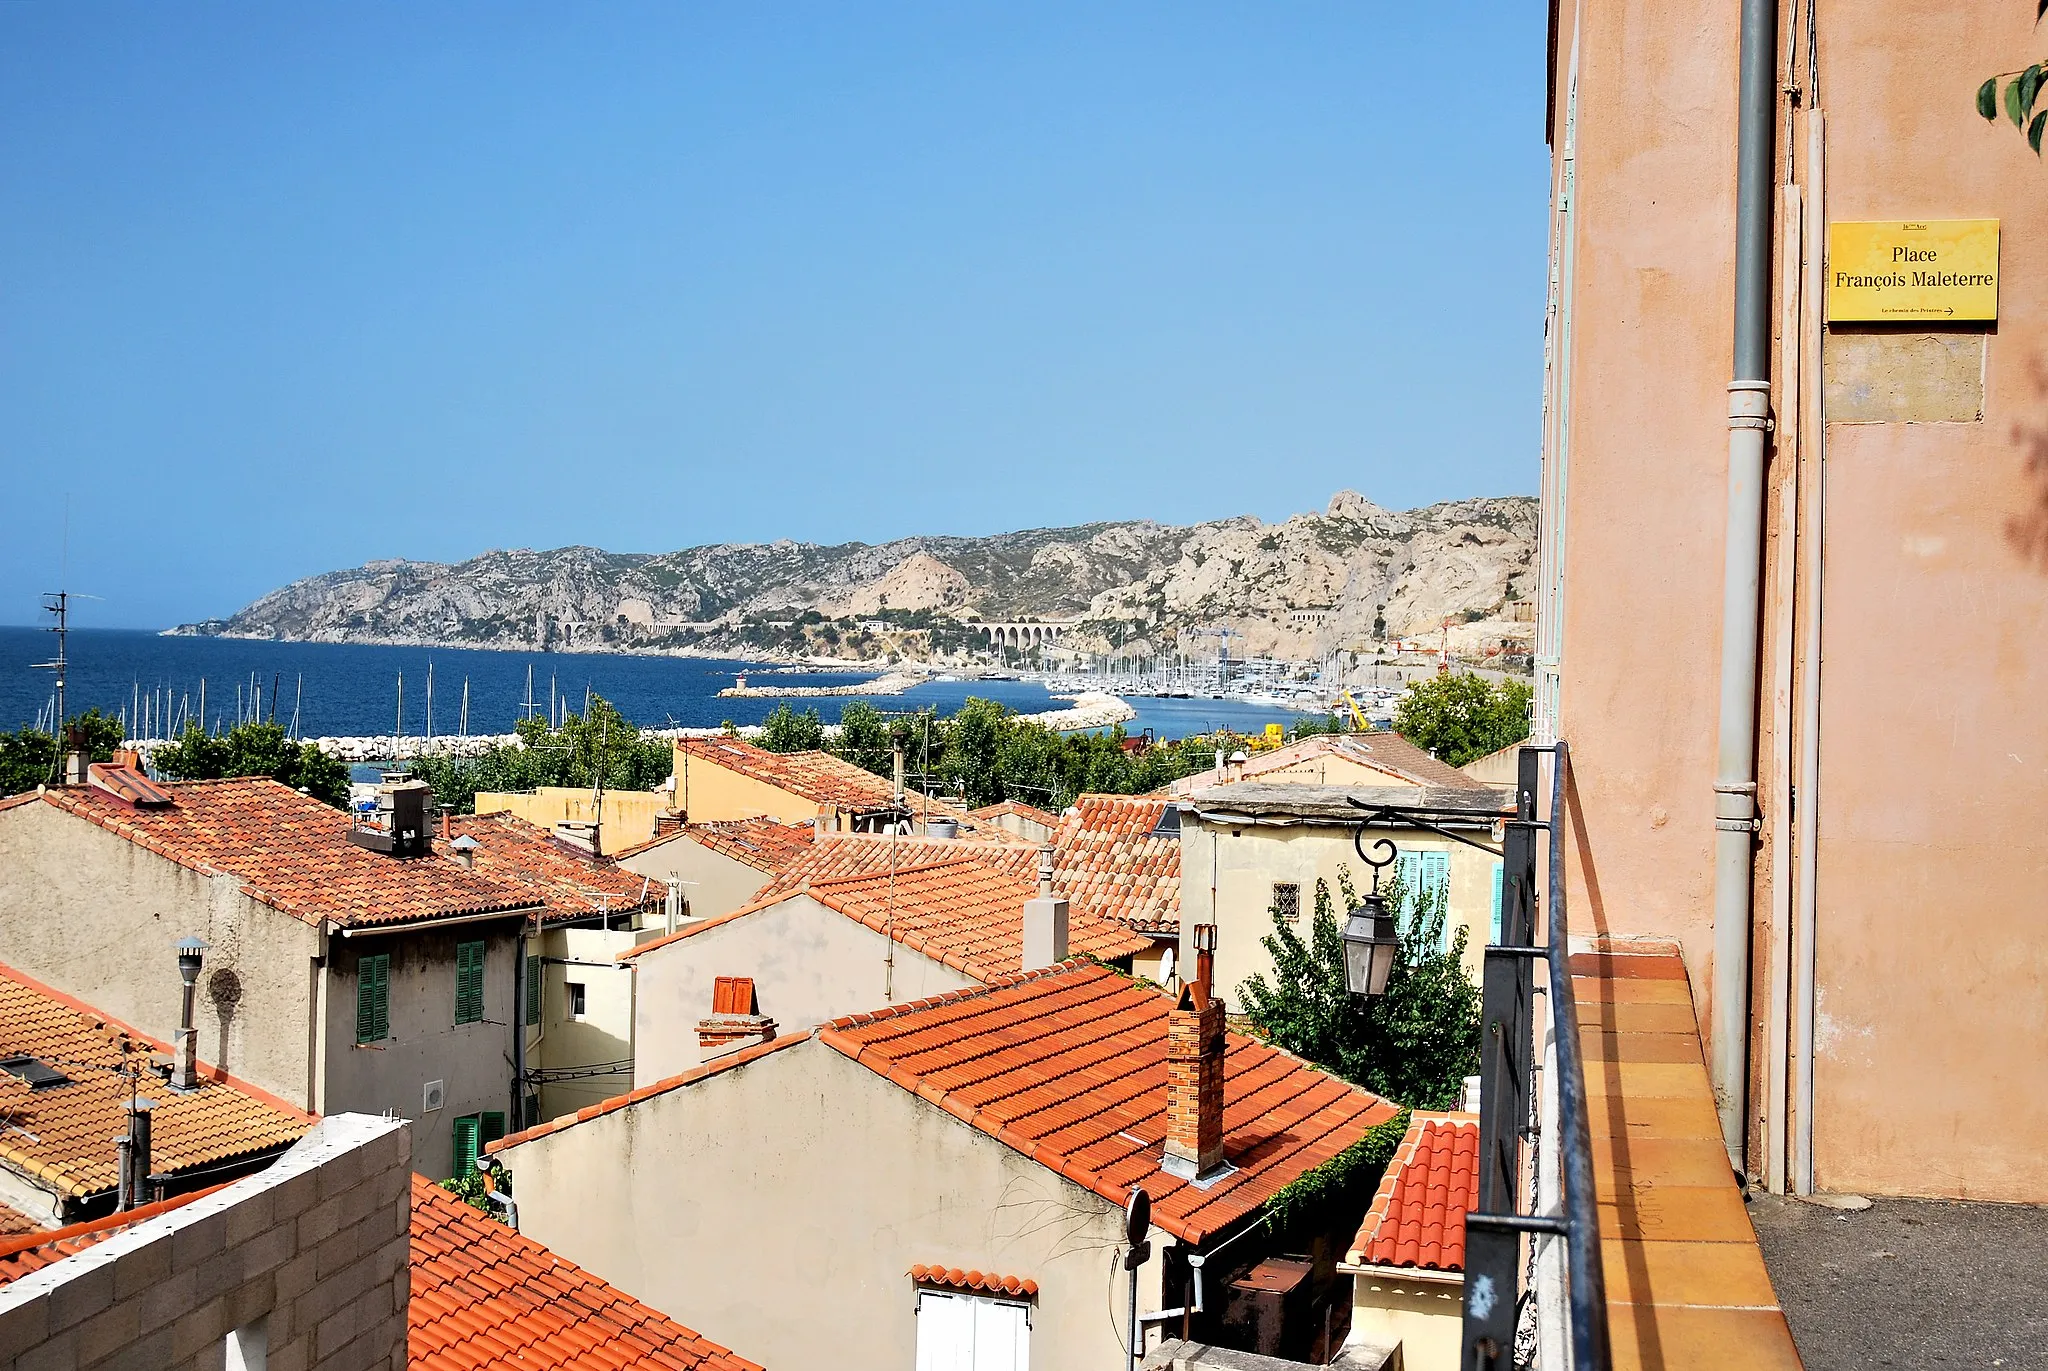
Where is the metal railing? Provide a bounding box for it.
[1462,741,1609,1370]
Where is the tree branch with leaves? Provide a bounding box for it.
[1977,4,2048,155]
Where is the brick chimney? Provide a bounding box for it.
[1163,980,1226,1181]
[1022,847,1068,971]
[698,976,777,1064]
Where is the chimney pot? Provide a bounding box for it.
[1163,982,1226,1181]
[1022,887,1069,971]
[173,938,205,1090]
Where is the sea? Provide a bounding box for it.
[0,627,1303,746]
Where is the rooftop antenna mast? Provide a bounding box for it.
[34,591,69,773]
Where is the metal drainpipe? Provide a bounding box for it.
[513,925,529,1129]
[1710,0,1780,1168]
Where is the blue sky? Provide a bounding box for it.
[1,4,1551,629]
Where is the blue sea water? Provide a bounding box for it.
[0,628,1301,743]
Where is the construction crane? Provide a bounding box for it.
[1335,690,1371,732]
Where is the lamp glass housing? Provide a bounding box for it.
[1342,895,1400,998]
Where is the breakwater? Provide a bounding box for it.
[717,669,927,698]
[119,692,1138,763]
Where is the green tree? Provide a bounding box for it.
[406,696,669,816]
[1392,672,1532,767]
[0,709,126,796]
[1237,867,1482,1110]
[757,704,826,753]
[152,722,352,808]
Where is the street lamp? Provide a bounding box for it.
[1343,831,1401,999]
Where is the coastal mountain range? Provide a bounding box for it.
[172,491,1538,662]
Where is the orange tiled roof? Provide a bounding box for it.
[20,779,542,929]
[803,857,1149,979]
[821,963,1399,1245]
[682,817,817,873]
[909,1263,1039,1298]
[410,1175,762,1371]
[0,1187,220,1286]
[678,739,910,810]
[753,832,1042,903]
[1166,732,1488,795]
[1347,1114,1479,1273]
[446,813,661,924]
[0,965,311,1201]
[1050,796,1181,933]
[0,1198,38,1238]
[971,800,1060,829]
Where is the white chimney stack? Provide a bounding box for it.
[1023,847,1068,970]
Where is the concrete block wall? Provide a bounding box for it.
[0,1113,412,1371]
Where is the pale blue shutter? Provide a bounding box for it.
[1491,863,1505,944]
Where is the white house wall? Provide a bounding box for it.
[502,1038,1163,1371]
[630,895,977,1086]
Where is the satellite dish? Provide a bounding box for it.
[1125,1187,1151,1247]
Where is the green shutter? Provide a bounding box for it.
[524,953,541,1026]
[455,941,484,1025]
[356,954,389,1044]
[481,1112,506,1149]
[452,1114,481,1176]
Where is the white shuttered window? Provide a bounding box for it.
[914,1290,1029,1371]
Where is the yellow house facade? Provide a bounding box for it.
[1175,783,1511,1004]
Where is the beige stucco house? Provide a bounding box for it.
[471,784,673,855]
[619,842,1149,1084]
[612,815,815,921]
[0,770,543,1179]
[1539,0,2048,1203]
[1177,783,1512,1004]
[490,962,1399,1371]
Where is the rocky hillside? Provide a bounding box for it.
[172,492,1538,663]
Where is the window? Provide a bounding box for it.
[451,1111,506,1177]
[1271,882,1301,923]
[523,952,541,1026]
[567,982,588,1021]
[455,940,485,1025]
[356,954,390,1044]
[914,1290,1029,1371]
[1396,850,1453,953]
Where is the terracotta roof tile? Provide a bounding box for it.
[1167,733,1489,795]
[753,833,1042,902]
[0,1198,39,1238]
[820,964,1399,1246]
[18,779,541,929]
[677,739,913,811]
[1049,796,1182,933]
[676,739,1015,838]
[446,814,661,923]
[678,818,816,873]
[0,965,310,1201]
[410,1177,761,1370]
[970,800,1060,828]
[1347,1114,1479,1273]
[908,1263,1039,1298]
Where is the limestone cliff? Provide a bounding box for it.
[171,492,1537,662]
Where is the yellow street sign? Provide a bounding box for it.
[1828,219,1999,322]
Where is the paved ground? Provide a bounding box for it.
[1750,1193,2048,1369]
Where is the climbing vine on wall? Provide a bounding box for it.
[1262,1107,1413,1235]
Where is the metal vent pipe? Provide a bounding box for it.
[1710,0,1781,1167]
